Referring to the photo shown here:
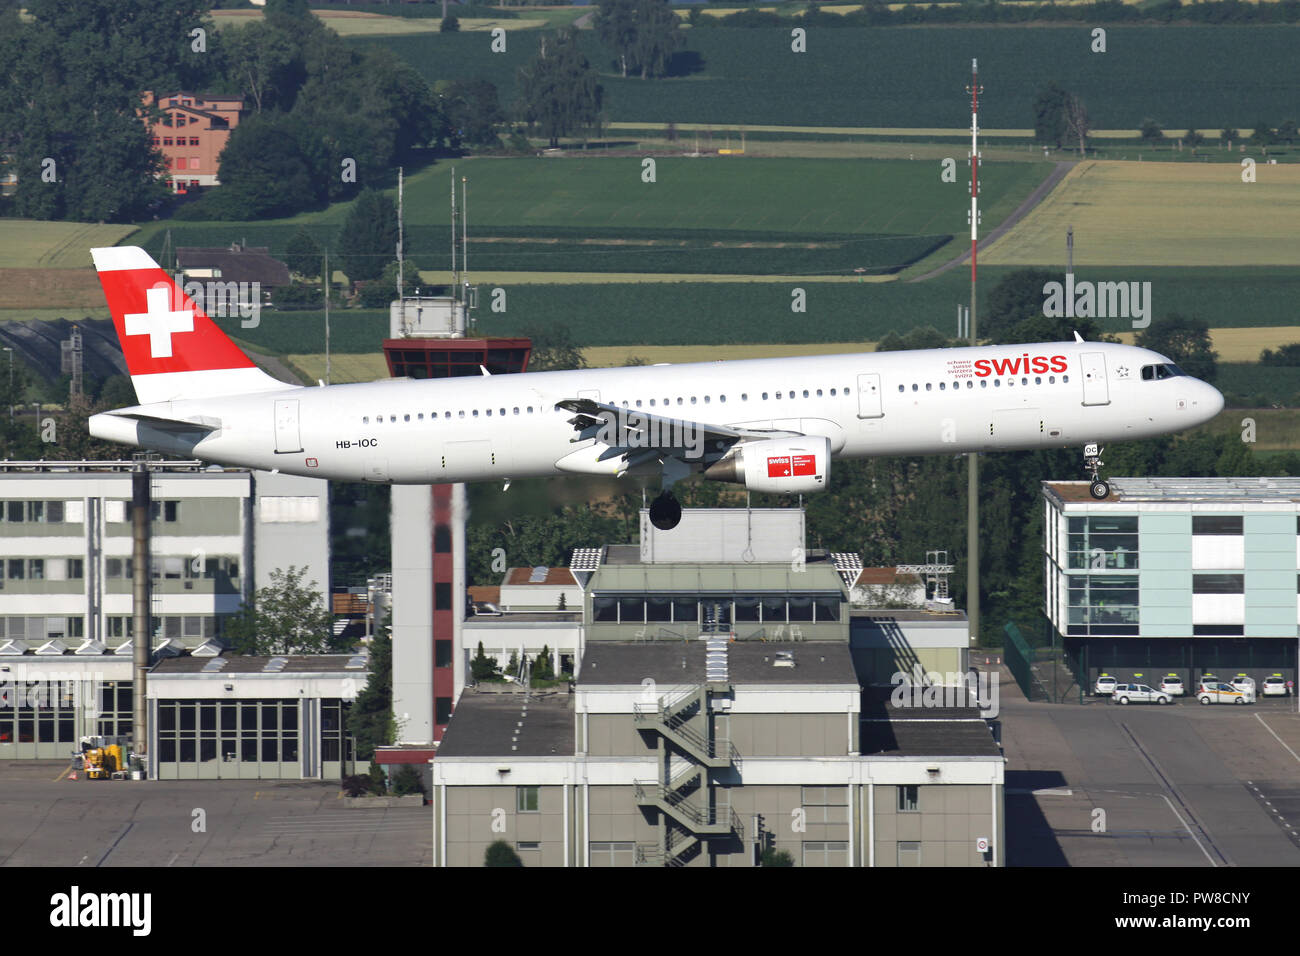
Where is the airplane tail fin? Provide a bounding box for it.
[91,246,296,405]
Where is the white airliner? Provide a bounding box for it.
[89,247,1224,529]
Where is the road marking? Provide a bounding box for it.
[1159,794,1218,867]
[53,764,71,782]
[1255,713,1300,765]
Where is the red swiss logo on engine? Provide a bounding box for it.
[767,455,816,478]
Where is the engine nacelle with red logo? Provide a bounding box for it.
[703,436,831,494]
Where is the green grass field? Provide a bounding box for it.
[133,156,1049,276]
[0,222,137,268]
[357,25,1300,130]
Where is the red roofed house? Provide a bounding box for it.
[141,90,244,193]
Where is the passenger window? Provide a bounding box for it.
[486,409,492,416]
[994,380,1001,387]
[473,410,479,417]
[404,414,410,421]
[636,400,642,407]
[362,416,369,424]
[980,381,987,388]
[459,411,465,418]
[719,395,726,403]
[691,396,697,404]
[390,415,396,422]
[898,385,905,393]
[802,390,809,398]
[418,413,424,420]
[741,393,748,401]
[816,389,823,397]
[939,382,945,390]
[911,384,918,392]
[704,396,711,403]
[1035,376,1041,385]
[500,408,506,416]
[649,399,656,406]
[1021,377,1028,385]
[966,381,973,389]
[776,391,783,399]
[1063,375,1069,383]
[514,407,520,415]
[677,398,683,405]
[925,383,932,391]
[762,392,769,400]
[1049,376,1055,384]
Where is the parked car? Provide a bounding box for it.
[1230,675,1255,694]
[1094,675,1117,696]
[1160,675,1185,696]
[1262,676,1290,697]
[1198,682,1254,705]
[1113,683,1172,705]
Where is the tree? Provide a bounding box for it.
[507,649,519,678]
[224,565,340,656]
[349,616,394,761]
[1251,120,1275,150]
[285,229,322,280]
[471,641,499,682]
[223,20,301,114]
[595,0,639,77]
[516,28,603,148]
[1277,120,1299,145]
[367,760,388,794]
[485,840,523,866]
[440,15,460,32]
[1134,313,1218,383]
[213,113,323,219]
[875,326,953,352]
[1260,343,1300,366]
[337,187,399,284]
[1063,94,1090,156]
[391,764,425,796]
[444,79,503,148]
[631,0,683,79]
[532,644,554,682]
[524,323,588,371]
[1183,128,1204,154]
[1220,128,1239,147]
[1031,82,1068,148]
[761,848,794,866]
[1139,119,1164,145]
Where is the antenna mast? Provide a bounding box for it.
[397,166,404,299]
[965,57,983,649]
[450,165,459,296]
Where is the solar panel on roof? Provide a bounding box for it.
[201,658,228,672]
[264,657,288,673]
[569,548,602,570]
[528,566,548,583]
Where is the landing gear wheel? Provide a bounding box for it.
[649,492,682,531]
[1083,443,1109,499]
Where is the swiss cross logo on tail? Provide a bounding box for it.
[767,455,817,478]
[125,286,194,358]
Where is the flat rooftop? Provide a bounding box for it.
[152,654,366,675]
[578,642,856,686]
[1045,477,1300,505]
[436,691,575,758]
[859,716,1001,758]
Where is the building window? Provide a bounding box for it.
[517,841,540,852]
[1066,574,1139,636]
[434,524,451,553]
[590,842,634,866]
[517,785,539,812]
[435,640,451,668]
[1067,515,1139,570]
[897,841,922,867]
[1192,574,1244,594]
[1192,516,1243,535]
[434,696,451,724]
[802,841,849,867]
[434,582,451,611]
[898,785,919,812]
[801,786,849,823]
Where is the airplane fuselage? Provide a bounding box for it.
[91,340,1225,484]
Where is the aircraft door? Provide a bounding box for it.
[274,399,303,453]
[856,373,883,419]
[1080,352,1110,406]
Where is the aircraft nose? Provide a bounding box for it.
[1196,380,1225,421]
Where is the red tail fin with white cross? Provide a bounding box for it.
[92,246,295,405]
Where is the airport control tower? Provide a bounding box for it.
[381,294,530,763]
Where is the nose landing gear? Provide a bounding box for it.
[1084,443,1110,499]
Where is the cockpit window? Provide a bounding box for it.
[1141,363,1184,381]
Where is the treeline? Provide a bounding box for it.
[691,0,1300,27]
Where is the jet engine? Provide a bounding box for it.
[703,436,830,494]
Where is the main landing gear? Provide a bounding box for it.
[1084,443,1110,499]
[649,491,682,531]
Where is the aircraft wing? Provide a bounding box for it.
[553,397,802,470]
